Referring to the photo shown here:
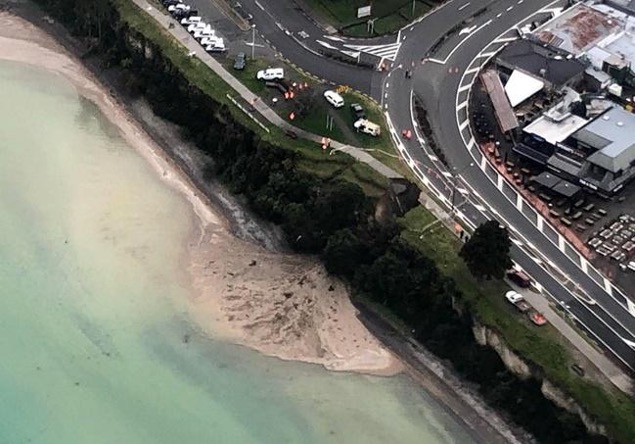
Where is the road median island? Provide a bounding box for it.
[35,0,635,442]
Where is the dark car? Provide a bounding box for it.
[233,52,246,70]
[350,103,366,121]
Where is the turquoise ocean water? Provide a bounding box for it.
[0,60,476,444]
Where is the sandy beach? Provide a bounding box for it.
[0,11,402,376]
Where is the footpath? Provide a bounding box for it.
[136,0,632,398]
[132,0,402,180]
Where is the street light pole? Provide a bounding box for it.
[251,24,256,59]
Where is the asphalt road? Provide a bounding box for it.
[181,0,635,371]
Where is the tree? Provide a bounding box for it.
[323,228,366,277]
[459,220,512,280]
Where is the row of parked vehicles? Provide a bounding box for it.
[322,90,381,137]
[504,269,547,326]
[161,0,227,53]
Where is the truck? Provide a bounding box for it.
[505,290,531,313]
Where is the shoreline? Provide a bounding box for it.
[0,11,403,376]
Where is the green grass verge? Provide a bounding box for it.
[114,0,388,198]
[399,206,635,444]
[301,0,434,36]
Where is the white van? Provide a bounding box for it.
[353,119,381,136]
[256,68,284,80]
[324,90,344,108]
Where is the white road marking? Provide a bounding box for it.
[506,6,514,12]
[460,25,477,35]
[494,36,518,43]
[627,299,635,317]
[316,40,338,50]
[537,215,544,231]
[604,278,613,295]
[323,35,344,42]
[458,2,471,11]
[459,119,470,131]
[465,67,480,74]
[480,155,487,170]
[456,101,468,111]
[477,51,498,58]
[458,83,471,93]
[344,42,402,61]
[474,204,487,212]
[496,13,502,18]
[496,174,503,190]
[516,193,522,210]
[511,239,523,247]
[255,0,265,10]
[558,235,565,251]
[466,136,475,150]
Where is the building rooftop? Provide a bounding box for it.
[524,111,589,145]
[497,40,587,87]
[572,106,635,172]
[533,3,625,54]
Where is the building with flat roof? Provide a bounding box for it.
[531,1,635,87]
[514,100,635,194]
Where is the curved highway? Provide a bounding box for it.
[224,0,635,371]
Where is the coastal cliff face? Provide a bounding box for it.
[473,320,607,438]
[472,322,533,379]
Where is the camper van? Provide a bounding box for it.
[353,119,381,137]
[256,68,284,81]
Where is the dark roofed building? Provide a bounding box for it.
[496,40,587,89]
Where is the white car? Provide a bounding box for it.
[200,35,221,46]
[181,16,201,26]
[168,4,190,12]
[324,90,344,108]
[188,22,207,33]
[353,118,381,136]
[256,68,284,80]
[206,39,226,53]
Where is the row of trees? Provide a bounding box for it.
[32,1,607,441]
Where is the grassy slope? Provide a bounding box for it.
[115,1,635,441]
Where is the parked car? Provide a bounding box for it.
[256,68,284,80]
[324,90,344,108]
[206,39,227,53]
[505,291,531,313]
[353,119,381,136]
[528,309,547,326]
[181,16,201,26]
[233,52,246,70]
[188,22,207,33]
[168,4,190,12]
[507,269,531,288]
[350,103,366,121]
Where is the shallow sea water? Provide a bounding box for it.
[0,60,476,444]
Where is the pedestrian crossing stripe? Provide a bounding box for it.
[342,42,402,61]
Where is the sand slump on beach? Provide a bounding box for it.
[187,223,402,375]
[0,11,401,375]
